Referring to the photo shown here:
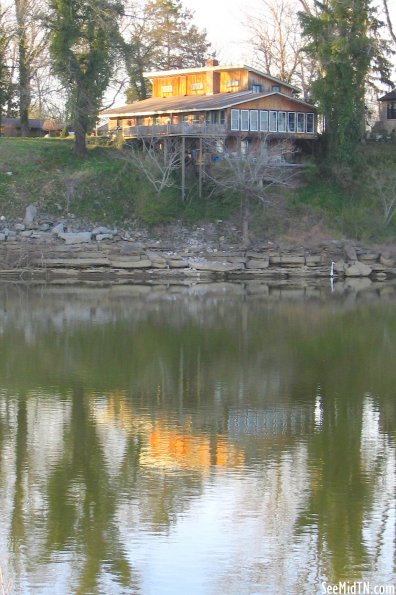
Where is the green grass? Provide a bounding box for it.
[0,137,239,226]
[1,137,395,242]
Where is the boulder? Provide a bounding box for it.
[343,244,357,261]
[52,223,65,235]
[23,204,37,226]
[380,254,395,267]
[344,262,372,277]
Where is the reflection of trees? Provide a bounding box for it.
[45,385,137,594]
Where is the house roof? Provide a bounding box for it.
[144,63,300,93]
[1,117,44,128]
[101,91,316,118]
[379,90,396,101]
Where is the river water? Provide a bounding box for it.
[0,281,395,595]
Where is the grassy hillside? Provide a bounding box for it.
[0,137,395,243]
[0,137,238,227]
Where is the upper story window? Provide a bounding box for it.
[226,80,240,88]
[387,102,396,119]
[252,84,262,93]
[191,82,204,91]
[272,85,281,92]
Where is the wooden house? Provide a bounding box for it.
[102,60,317,157]
[378,90,396,134]
[102,61,317,197]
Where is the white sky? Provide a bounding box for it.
[182,0,396,68]
[182,0,258,63]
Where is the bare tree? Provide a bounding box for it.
[245,0,317,100]
[121,136,181,193]
[368,165,396,226]
[383,0,396,44]
[203,137,301,247]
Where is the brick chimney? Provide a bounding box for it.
[205,58,219,67]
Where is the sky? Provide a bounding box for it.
[182,0,396,68]
[182,0,258,64]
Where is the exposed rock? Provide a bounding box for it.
[52,223,65,235]
[191,260,243,273]
[344,244,357,261]
[110,258,152,269]
[39,223,51,232]
[0,233,7,241]
[167,259,188,268]
[23,204,38,226]
[95,234,114,242]
[92,226,115,236]
[15,223,25,231]
[344,262,372,277]
[280,256,305,266]
[246,258,269,269]
[58,232,92,245]
[380,254,395,267]
[305,255,322,266]
[119,242,145,254]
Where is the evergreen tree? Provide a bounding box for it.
[124,0,210,102]
[299,0,393,163]
[48,0,122,156]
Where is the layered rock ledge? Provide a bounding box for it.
[0,227,395,284]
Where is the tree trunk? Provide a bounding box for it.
[241,194,250,248]
[16,0,31,137]
[74,128,87,158]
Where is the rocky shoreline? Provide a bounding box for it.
[0,207,395,284]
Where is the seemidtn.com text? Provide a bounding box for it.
[321,582,395,595]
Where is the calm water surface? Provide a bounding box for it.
[0,282,395,595]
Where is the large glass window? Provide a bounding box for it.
[269,111,277,132]
[250,110,259,131]
[306,113,314,133]
[288,112,296,132]
[297,112,305,133]
[241,110,249,131]
[260,111,269,132]
[278,112,286,132]
[231,109,239,130]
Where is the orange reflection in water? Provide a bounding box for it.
[141,424,245,472]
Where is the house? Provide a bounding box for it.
[102,59,317,158]
[377,90,396,135]
[0,117,44,137]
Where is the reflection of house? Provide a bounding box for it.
[377,90,396,134]
[102,59,317,161]
[141,424,245,472]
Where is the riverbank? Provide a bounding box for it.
[0,213,395,284]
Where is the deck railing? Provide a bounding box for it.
[121,122,227,138]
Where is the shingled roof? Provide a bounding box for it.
[379,90,396,101]
[101,91,315,118]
